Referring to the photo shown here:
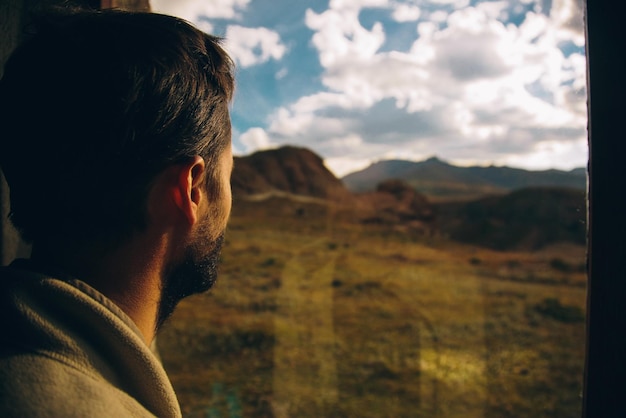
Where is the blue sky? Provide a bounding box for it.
[151,0,587,176]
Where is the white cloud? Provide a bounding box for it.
[550,0,585,45]
[150,0,251,22]
[428,10,449,22]
[329,0,390,10]
[290,92,362,113]
[305,7,386,68]
[195,20,215,35]
[427,0,470,7]
[424,13,511,81]
[269,108,348,140]
[476,1,509,20]
[224,25,287,68]
[325,156,372,177]
[253,1,587,175]
[392,4,421,22]
[267,107,314,137]
[323,133,364,153]
[151,0,588,176]
[501,138,588,171]
[239,127,273,152]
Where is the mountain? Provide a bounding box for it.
[342,157,586,199]
[231,146,352,202]
[231,147,586,250]
[569,167,587,177]
[436,187,586,250]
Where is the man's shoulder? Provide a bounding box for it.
[0,350,157,417]
[0,263,179,417]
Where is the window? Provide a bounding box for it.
[150,1,593,417]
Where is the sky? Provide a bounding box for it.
[150,0,587,177]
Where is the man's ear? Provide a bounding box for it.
[173,156,206,226]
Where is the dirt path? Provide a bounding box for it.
[272,237,339,417]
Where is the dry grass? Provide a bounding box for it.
[159,199,586,418]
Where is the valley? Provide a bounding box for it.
[159,196,586,418]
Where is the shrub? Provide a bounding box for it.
[260,257,276,267]
[549,258,572,273]
[534,298,585,323]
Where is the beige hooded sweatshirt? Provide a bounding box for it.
[0,260,181,417]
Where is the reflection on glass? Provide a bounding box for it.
[153,0,588,417]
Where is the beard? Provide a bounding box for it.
[156,231,225,330]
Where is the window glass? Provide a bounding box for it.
[152,0,588,416]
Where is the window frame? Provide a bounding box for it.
[0,0,618,415]
[583,1,626,416]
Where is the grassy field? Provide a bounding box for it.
[159,197,587,418]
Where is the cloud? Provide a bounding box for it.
[427,0,470,7]
[150,0,251,21]
[239,127,272,152]
[159,0,587,176]
[224,26,287,68]
[428,10,450,22]
[550,0,585,45]
[305,6,386,68]
[245,0,587,175]
[328,0,390,10]
[391,4,421,22]
[499,137,588,170]
[195,20,215,35]
[324,156,372,177]
[152,1,287,69]
[426,10,511,81]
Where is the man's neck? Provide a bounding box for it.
[31,235,168,344]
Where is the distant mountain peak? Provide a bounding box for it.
[370,158,410,166]
[341,156,587,197]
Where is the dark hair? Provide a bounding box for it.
[0,9,235,246]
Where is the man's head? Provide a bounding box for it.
[0,9,234,247]
[0,10,235,327]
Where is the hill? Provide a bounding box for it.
[342,157,586,199]
[231,146,352,203]
[353,179,435,234]
[436,187,586,250]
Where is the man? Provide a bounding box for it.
[0,9,234,417]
